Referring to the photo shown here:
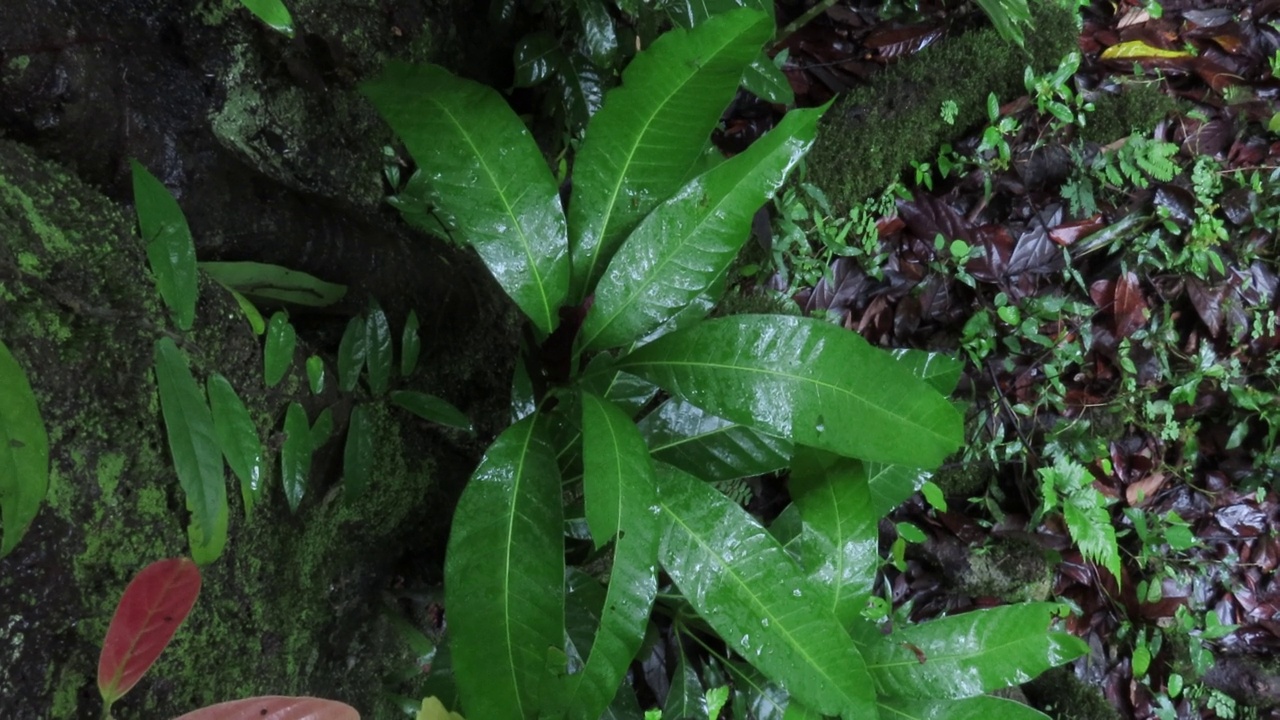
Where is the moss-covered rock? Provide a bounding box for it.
[1023,665,1122,720]
[0,138,491,718]
[1080,80,1183,144]
[804,4,1080,213]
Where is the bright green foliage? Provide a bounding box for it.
[361,11,1081,718]
[390,391,472,433]
[154,338,228,563]
[337,315,365,392]
[207,373,265,518]
[975,0,1033,48]
[263,311,297,388]
[280,401,311,512]
[132,160,198,331]
[343,404,375,501]
[364,300,393,396]
[235,0,294,37]
[0,339,49,557]
[198,261,346,308]
[1038,457,1121,585]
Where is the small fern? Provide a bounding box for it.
[1038,457,1121,585]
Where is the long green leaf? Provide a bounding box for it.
[663,644,708,720]
[206,373,265,518]
[198,261,346,308]
[864,603,1088,700]
[132,161,198,331]
[790,447,879,628]
[567,9,771,300]
[280,402,311,513]
[401,310,422,377]
[891,350,963,395]
[337,316,365,393]
[615,315,962,468]
[365,301,393,396]
[565,394,660,720]
[343,403,375,501]
[445,414,565,719]
[580,105,822,350]
[638,397,790,481]
[879,695,1052,720]
[362,63,569,335]
[656,462,876,717]
[263,312,296,388]
[153,338,227,561]
[0,340,49,557]
[867,462,932,518]
[236,0,294,36]
[391,390,472,432]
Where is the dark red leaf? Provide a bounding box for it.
[864,24,943,61]
[1113,271,1150,339]
[1048,216,1106,247]
[172,696,360,720]
[98,558,202,705]
[896,194,976,246]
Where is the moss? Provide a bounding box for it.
[1081,81,1183,144]
[805,4,1080,213]
[7,55,30,71]
[932,463,989,499]
[958,537,1053,603]
[1024,666,1122,720]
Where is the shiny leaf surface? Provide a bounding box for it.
[581,106,822,350]
[263,312,296,388]
[878,695,1052,720]
[445,414,565,719]
[0,340,48,557]
[401,310,421,377]
[235,0,294,36]
[890,350,963,395]
[565,394,660,720]
[656,462,876,717]
[132,160,198,331]
[365,301,393,396]
[198,261,345,308]
[98,558,201,705]
[790,447,879,628]
[867,462,932,518]
[207,373,265,518]
[305,356,325,394]
[391,391,473,432]
[638,397,790,481]
[568,9,771,300]
[154,338,227,560]
[337,316,365,392]
[363,63,569,334]
[280,402,311,513]
[514,31,561,87]
[663,645,708,720]
[343,404,374,501]
[172,696,359,720]
[616,315,963,468]
[864,603,1088,699]
[742,52,794,105]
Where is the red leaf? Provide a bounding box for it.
[1113,271,1150,339]
[98,558,201,705]
[172,696,360,720]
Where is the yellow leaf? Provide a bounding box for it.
[417,697,466,720]
[1100,41,1191,60]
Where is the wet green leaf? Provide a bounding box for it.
[891,349,964,395]
[663,645,707,720]
[864,603,1088,699]
[235,0,294,36]
[580,105,822,350]
[0,340,49,557]
[206,373,265,519]
[306,356,325,394]
[576,0,619,68]
[401,310,421,377]
[225,288,266,335]
[878,694,1052,719]
[868,462,933,518]
[154,338,227,561]
[790,447,879,628]
[338,316,366,393]
[445,414,564,719]
[198,261,345,308]
[514,31,562,87]
[568,9,771,300]
[132,160,198,331]
[343,403,374,501]
[363,63,570,335]
[742,52,794,105]
[511,354,536,423]
[656,462,876,717]
[310,407,333,447]
[280,402,312,513]
[263,312,296,388]
[365,301,393,397]
[638,397,790,481]
[616,315,963,468]
[391,391,472,432]
[564,394,659,720]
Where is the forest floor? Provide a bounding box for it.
[723,1,1280,717]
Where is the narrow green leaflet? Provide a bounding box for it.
[198,261,345,307]
[132,160,198,331]
[616,315,962,468]
[0,340,49,557]
[363,63,569,335]
[310,407,333,447]
[564,394,659,720]
[789,447,879,628]
[305,356,325,394]
[401,310,422,377]
[235,0,294,36]
[879,695,1052,720]
[344,404,374,501]
[742,53,794,105]
[891,350,963,395]
[263,312,296,388]
[580,105,822,350]
[637,397,790,481]
[567,9,771,300]
[225,287,266,335]
[153,338,227,560]
[663,645,708,720]
[206,373,265,518]
[391,391,472,432]
[656,462,876,717]
[280,402,312,512]
[337,316,366,393]
[864,603,1088,700]
[445,414,565,719]
[365,301,393,396]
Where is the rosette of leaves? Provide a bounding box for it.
[364,8,1081,718]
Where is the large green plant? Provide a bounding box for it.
[363,8,1083,719]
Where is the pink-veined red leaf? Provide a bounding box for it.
[98,557,202,706]
[172,695,360,720]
